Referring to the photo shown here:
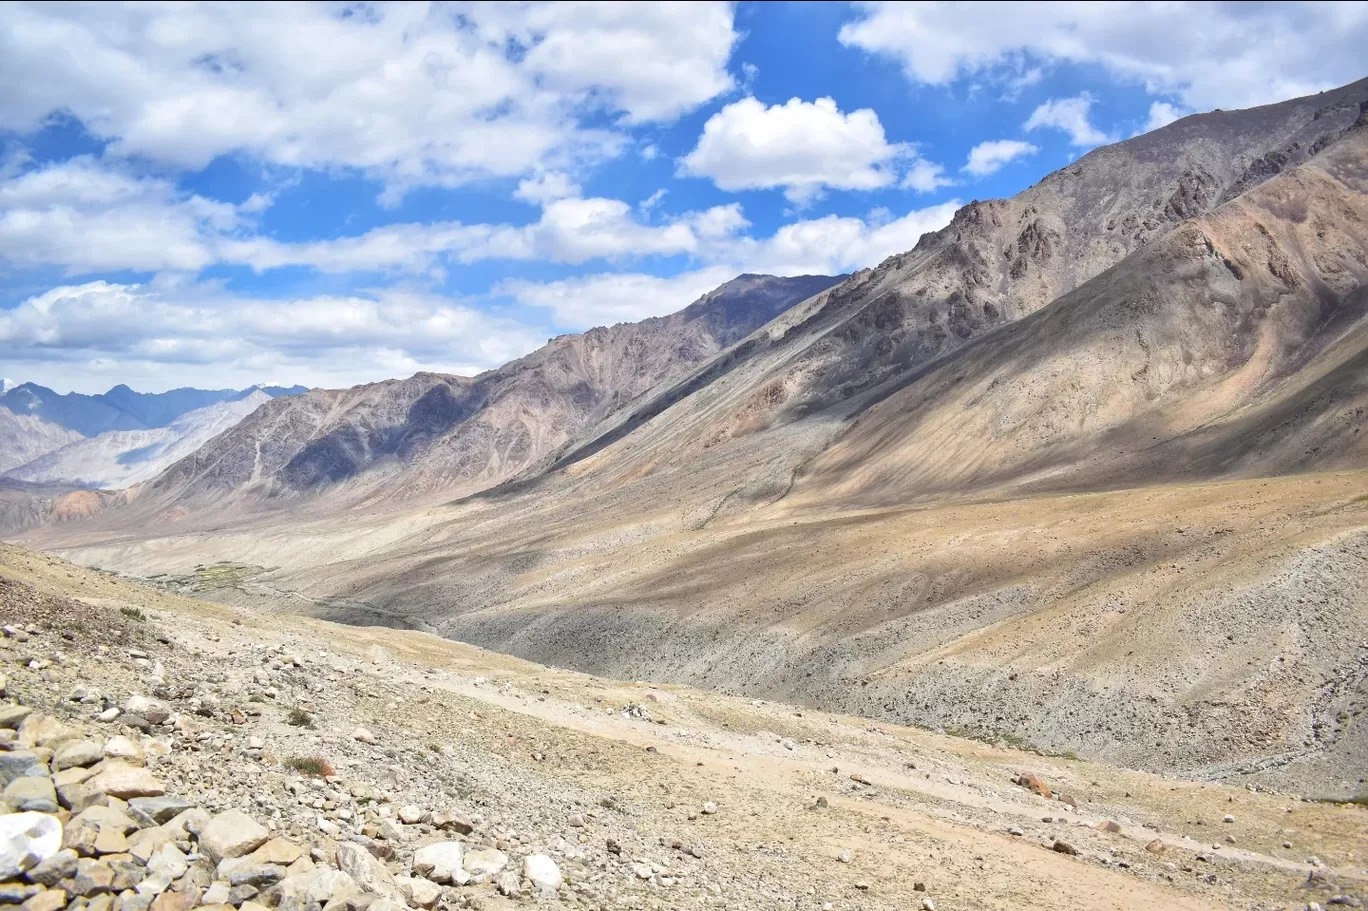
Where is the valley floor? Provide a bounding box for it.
[3,544,1367,910]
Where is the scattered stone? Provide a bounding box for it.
[24,848,79,886]
[198,810,270,863]
[127,798,193,828]
[1008,826,1024,837]
[701,801,718,815]
[412,842,464,884]
[335,843,398,898]
[396,805,425,825]
[1223,814,1235,824]
[5,776,59,812]
[351,727,377,745]
[1099,820,1122,834]
[462,846,508,882]
[102,737,144,765]
[1052,840,1079,856]
[21,887,68,911]
[837,849,852,863]
[523,854,562,897]
[87,763,165,800]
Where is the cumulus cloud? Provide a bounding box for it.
[0,157,251,273]
[963,139,1039,177]
[839,1,1368,111]
[0,279,547,393]
[501,199,963,329]
[499,267,740,327]
[680,96,940,203]
[1024,95,1113,147]
[0,2,738,199]
[1143,101,1189,132]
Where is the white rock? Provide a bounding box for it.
[198,809,270,863]
[351,727,377,744]
[336,842,399,897]
[0,812,63,879]
[103,736,145,765]
[701,801,718,815]
[523,854,562,896]
[412,841,464,884]
[462,846,508,882]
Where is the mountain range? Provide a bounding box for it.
[0,382,306,487]
[14,77,1368,797]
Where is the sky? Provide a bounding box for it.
[1,1,1366,394]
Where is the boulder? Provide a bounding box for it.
[0,812,64,880]
[23,848,78,886]
[523,854,562,897]
[412,842,464,884]
[247,838,306,866]
[198,810,269,864]
[127,797,194,827]
[4,777,59,813]
[269,867,359,911]
[102,737,145,766]
[462,846,507,882]
[87,763,165,799]
[53,741,104,771]
[0,705,34,729]
[335,842,398,897]
[0,752,48,786]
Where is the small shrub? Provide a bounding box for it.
[284,755,333,778]
[286,708,314,728]
[428,743,442,753]
[120,606,147,621]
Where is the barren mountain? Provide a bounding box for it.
[145,273,841,508]
[20,80,1368,799]
[0,408,82,475]
[0,383,306,437]
[4,391,274,490]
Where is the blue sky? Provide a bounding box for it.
[2,1,1366,393]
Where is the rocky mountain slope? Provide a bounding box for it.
[0,386,307,496]
[143,274,841,508]
[4,393,274,492]
[3,544,1366,911]
[19,80,1368,800]
[0,412,82,477]
[0,386,306,439]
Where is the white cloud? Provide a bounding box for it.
[0,2,738,199]
[1024,95,1112,147]
[723,201,961,276]
[963,139,1039,176]
[1143,101,1189,132]
[901,160,954,193]
[638,189,667,213]
[514,172,582,205]
[500,267,739,327]
[839,1,1368,111]
[502,200,964,329]
[222,197,748,273]
[484,2,738,123]
[0,157,251,273]
[681,96,937,203]
[0,279,546,393]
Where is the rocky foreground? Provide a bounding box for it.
[1,543,1367,911]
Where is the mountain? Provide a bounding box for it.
[22,79,1368,795]
[144,273,843,506]
[0,382,308,436]
[4,390,274,489]
[0,408,83,475]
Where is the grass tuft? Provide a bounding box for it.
[284,755,333,778]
